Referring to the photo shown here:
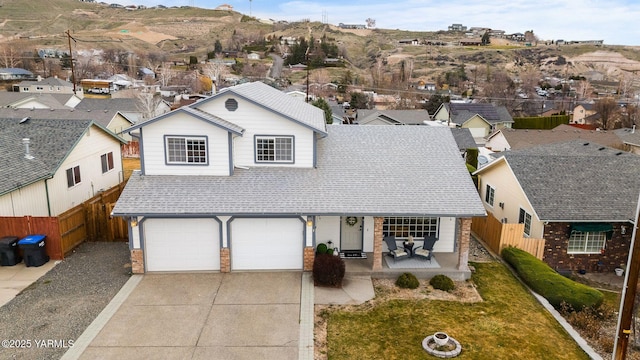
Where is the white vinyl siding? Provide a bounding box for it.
[141,113,231,176]
[47,125,123,216]
[0,181,49,216]
[568,231,607,254]
[194,93,316,168]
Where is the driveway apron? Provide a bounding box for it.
[77,272,301,360]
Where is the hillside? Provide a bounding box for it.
[1,0,640,95]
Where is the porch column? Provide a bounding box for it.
[220,247,230,273]
[457,217,472,270]
[130,249,144,274]
[373,217,384,270]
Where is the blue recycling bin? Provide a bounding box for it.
[0,236,21,266]
[18,235,49,267]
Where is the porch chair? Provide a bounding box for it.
[383,236,410,260]
[413,236,437,262]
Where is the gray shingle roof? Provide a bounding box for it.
[113,126,485,217]
[0,118,91,196]
[126,106,245,135]
[447,103,514,125]
[450,128,477,150]
[501,140,640,221]
[76,98,139,112]
[615,127,640,147]
[197,81,327,135]
[356,109,431,125]
[0,108,132,129]
[497,124,622,150]
[0,92,74,109]
[16,77,73,88]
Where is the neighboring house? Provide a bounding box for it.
[399,39,419,45]
[450,128,478,153]
[432,103,514,138]
[615,127,640,155]
[75,97,170,124]
[485,124,623,152]
[474,141,640,272]
[286,90,312,102]
[0,117,126,217]
[247,52,260,60]
[112,81,485,276]
[13,76,75,94]
[572,102,596,124]
[0,92,79,109]
[0,68,34,80]
[355,109,431,125]
[0,108,135,141]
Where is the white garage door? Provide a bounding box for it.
[231,218,303,270]
[144,218,220,272]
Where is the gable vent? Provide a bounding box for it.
[225,98,238,112]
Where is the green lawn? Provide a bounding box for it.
[325,262,590,359]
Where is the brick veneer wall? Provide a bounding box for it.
[303,247,315,271]
[220,247,230,273]
[373,217,384,270]
[543,222,632,272]
[130,249,144,274]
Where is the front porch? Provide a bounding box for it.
[342,251,471,280]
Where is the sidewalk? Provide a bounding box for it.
[0,261,58,307]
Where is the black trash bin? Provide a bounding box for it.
[18,235,49,267]
[0,236,21,266]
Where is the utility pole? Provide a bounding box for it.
[613,193,640,359]
[65,30,77,94]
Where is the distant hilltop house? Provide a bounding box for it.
[338,23,367,30]
[556,39,604,46]
[37,48,69,58]
[448,24,467,31]
[398,39,420,45]
[215,4,233,11]
[0,68,34,81]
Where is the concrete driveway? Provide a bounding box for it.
[72,272,302,360]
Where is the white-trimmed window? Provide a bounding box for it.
[66,165,81,188]
[255,136,293,163]
[518,208,532,237]
[101,152,114,173]
[382,217,439,240]
[485,184,495,206]
[568,231,607,254]
[165,136,207,164]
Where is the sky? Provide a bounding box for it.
[123,0,640,46]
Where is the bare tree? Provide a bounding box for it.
[575,80,594,101]
[158,64,176,87]
[595,97,619,129]
[136,91,163,120]
[366,18,376,29]
[201,56,230,92]
[519,66,540,98]
[0,45,21,68]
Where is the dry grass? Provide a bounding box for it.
[320,263,590,360]
[121,157,140,181]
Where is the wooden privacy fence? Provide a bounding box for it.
[0,183,128,260]
[472,212,546,260]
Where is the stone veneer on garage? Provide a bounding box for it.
[543,222,632,273]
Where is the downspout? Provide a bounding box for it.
[44,176,53,217]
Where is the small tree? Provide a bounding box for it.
[312,97,333,124]
[349,91,369,109]
[481,31,491,46]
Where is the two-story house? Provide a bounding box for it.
[112,82,485,276]
[432,102,514,139]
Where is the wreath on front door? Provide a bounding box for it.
[345,216,358,227]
